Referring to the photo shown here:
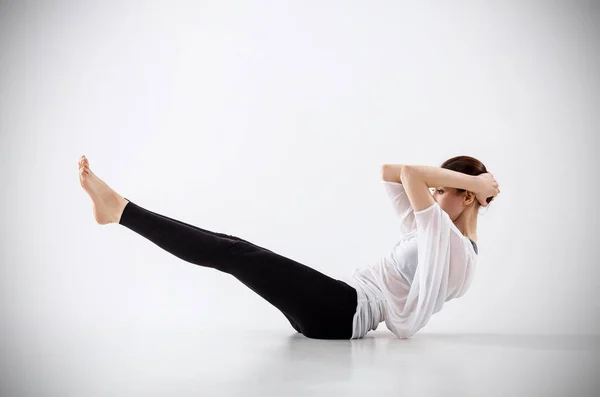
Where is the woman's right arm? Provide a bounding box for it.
[381,164,405,183]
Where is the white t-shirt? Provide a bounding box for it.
[341,180,478,339]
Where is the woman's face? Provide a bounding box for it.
[430,187,470,221]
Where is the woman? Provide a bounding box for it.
[77,154,499,340]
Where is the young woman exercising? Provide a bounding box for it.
[78,154,499,340]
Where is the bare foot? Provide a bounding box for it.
[78,155,129,225]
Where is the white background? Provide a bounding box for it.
[1,0,598,394]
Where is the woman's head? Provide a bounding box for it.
[431,155,489,221]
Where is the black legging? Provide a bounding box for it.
[118,198,358,339]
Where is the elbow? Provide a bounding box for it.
[396,165,413,185]
[400,164,415,179]
[382,164,405,183]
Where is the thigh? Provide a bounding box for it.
[282,311,302,333]
[225,240,357,338]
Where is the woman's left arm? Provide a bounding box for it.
[403,165,481,191]
[400,165,482,212]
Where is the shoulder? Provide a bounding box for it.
[414,202,475,253]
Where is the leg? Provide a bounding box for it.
[118,198,357,339]
[282,311,302,334]
[128,201,302,333]
[126,198,274,253]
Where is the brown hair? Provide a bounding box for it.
[440,155,492,207]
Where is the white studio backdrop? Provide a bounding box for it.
[1,0,598,380]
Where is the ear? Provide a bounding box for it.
[464,191,476,205]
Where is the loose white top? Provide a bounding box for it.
[341,181,478,339]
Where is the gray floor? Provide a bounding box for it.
[9,328,600,396]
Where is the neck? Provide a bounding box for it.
[455,207,478,241]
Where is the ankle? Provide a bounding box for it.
[114,196,129,224]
